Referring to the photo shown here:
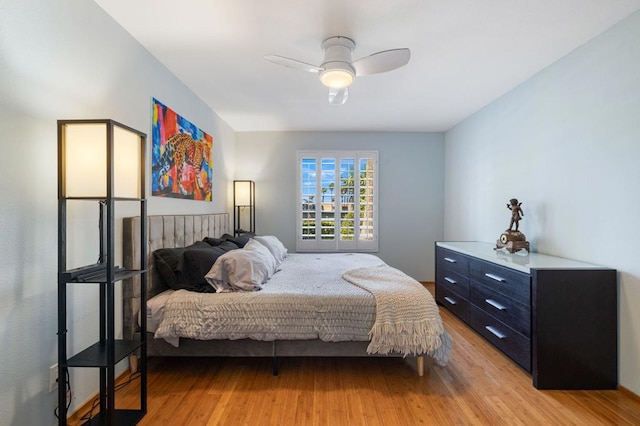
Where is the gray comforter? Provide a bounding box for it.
[155,252,450,363]
[155,253,382,342]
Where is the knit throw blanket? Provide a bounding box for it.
[342,264,452,365]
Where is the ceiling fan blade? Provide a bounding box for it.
[264,54,323,73]
[352,48,410,76]
[328,87,349,105]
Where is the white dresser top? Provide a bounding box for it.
[436,241,609,274]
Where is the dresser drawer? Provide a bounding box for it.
[436,247,469,277]
[470,305,531,371]
[436,268,470,299]
[436,285,469,324]
[470,258,530,305]
[470,282,530,337]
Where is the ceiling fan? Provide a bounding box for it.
[264,36,410,105]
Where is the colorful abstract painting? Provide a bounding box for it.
[151,98,213,201]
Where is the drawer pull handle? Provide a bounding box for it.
[485,299,507,311]
[485,325,506,339]
[444,277,457,284]
[444,257,456,263]
[443,296,457,305]
[485,273,506,282]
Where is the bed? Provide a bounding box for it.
[122,213,451,376]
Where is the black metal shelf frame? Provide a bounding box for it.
[84,409,145,426]
[67,338,144,368]
[63,267,147,284]
[57,119,147,426]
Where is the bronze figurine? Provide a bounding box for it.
[507,198,523,231]
[496,198,530,253]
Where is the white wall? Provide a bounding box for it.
[236,132,444,280]
[444,11,640,395]
[0,0,235,423]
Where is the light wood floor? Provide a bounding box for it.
[75,288,640,425]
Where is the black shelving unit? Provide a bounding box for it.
[57,119,147,425]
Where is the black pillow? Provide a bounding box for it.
[220,233,254,248]
[203,236,225,246]
[153,241,212,291]
[217,241,241,252]
[183,246,228,288]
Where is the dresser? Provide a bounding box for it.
[435,241,617,390]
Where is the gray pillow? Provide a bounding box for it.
[254,236,288,266]
[205,239,278,292]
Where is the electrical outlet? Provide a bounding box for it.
[49,364,58,392]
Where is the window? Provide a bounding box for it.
[297,151,378,252]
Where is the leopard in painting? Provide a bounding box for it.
[153,132,210,199]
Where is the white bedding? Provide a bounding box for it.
[155,253,380,344]
[152,252,450,361]
[142,289,174,333]
[141,289,178,347]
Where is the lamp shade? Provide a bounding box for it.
[59,120,144,198]
[234,180,254,206]
[319,68,354,89]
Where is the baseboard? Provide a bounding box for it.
[421,281,435,295]
[619,385,640,401]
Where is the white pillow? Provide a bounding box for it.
[244,239,278,275]
[205,239,277,292]
[254,235,288,266]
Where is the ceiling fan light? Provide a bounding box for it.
[319,68,354,89]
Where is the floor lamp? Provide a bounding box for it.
[233,180,255,236]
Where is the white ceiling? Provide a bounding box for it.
[95,0,640,132]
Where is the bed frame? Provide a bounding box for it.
[122,213,424,376]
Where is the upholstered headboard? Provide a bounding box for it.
[122,213,230,339]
